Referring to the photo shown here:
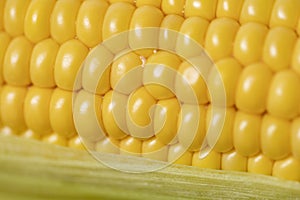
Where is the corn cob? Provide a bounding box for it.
[0,0,300,185]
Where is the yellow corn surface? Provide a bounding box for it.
[1,0,300,182]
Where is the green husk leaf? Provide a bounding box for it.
[0,136,299,199]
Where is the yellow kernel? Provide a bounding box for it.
[205,18,239,61]
[21,129,41,140]
[261,115,291,160]
[292,39,300,75]
[127,87,156,139]
[178,104,206,152]
[176,17,209,58]
[206,106,235,153]
[233,111,261,157]
[4,0,31,36]
[235,63,273,114]
[144,51,182,100]
[175,60,210,105]
[184,0,217,21]
[102,2,135,40]
[54,39,89,91]
[49,88,76,138]
[263,27,297,72]
[239,0,275,25]
[50,0,81,44]
[120,136,142,156]
[96,137,120,154]
[24,87,53,136]
[159,14,185,51]
[267,70,300,120]
[24,0,55,43]
[0,126,16,137]
[291,118,300,160]
[136,0,161,8]
[3,36,33,86]
[109,0,135,4]
[168,143,193,165]
[42,133,67,147]
[273,156,300,182]
[270,0,300,29]
[0,32,11,85]
[222,150,247,172]
[73,90,106,142]
[0,0,6,30]
[102,90,128,139]
[76,0,109,48]
[30,38,58,88]
[161,0,185,16]
[216,0,244,21]
[154,98,180,145]
[192,150,221,170]
[210,58,242,107]
[248,154,273,175]
[233,22,268,66]
[68,136,86,150]
[142,137,168,161]
[0,85,27,132]
[129,6,164,57]
[110,52,143,95]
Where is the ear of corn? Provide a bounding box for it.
[1,0,300,193]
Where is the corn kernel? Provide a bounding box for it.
[144,51,182,100]
[96,137,120,154]
[291,118,300,160]
[120,136,142,156]
[192,150,221,169]
[24,0,55,43]
[233,111,261,157]
[0,0,6,30]
[292,39,300,75]
[263,27,297,72]
[127,87,156,139]
[235,63,273,114]
[111,52,143,95]
[216,0,244,21]
[24,87,53,136]
[184,0,217,21]
[54,39,89,91]
[270,0,300,30]
[102,90,128,139]
[248,154,273,175]
[68,136,86,150]
[205,18,239,61]
[0,32,11,85]
[142,137,168,161]
[73,90,106,142]
[176,17,209,58]
[30,38,58,88]
[21,129,41,140]
[109,0,135,4]
[239,0,274,25]
[233,22,268,66]
[154,98,180,145]
[76,0,109,48]
[206,106,235,153]
[0,85,27,132]
[136,0,161,8]
[42,133,67,147]
[178,104,206,152]
[222,150,247,172]
[261,115,291,160]
[168,143,193,165]
[49,88,76,138]
[267,70,300,119]
[4,0,31,36]
[161,0,185,16]
[102,2,135,40]
[50,0,81,44]
[273,156,300,181]
[3,36,33,86]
